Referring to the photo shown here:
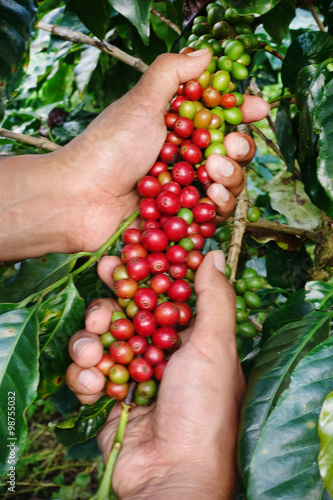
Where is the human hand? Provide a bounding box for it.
[66,251,245,499]
[55,49,246,254]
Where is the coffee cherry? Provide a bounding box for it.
[180,186,200,208]
[146,252,170,274]
[164,112,178,129]
[106,380,129,400]
[95,353,116,376]
[110,318,135,341]
[191,128,211,149]
[184,79,203,101]
[164,216,188,241]
[247,206,261,222]
[159,142,179,165]
[187,221,200,234]
[152,326,178,350]
[136,379,157,399]
[139,199,161,220]
[158,171,173,185]
[122,228,142,244]
[187,250,204,270]
[192,203,216,223]
[154,360,168,381]
[135,393,153,407]
[112,264,130,282]
[133,310,156,337]
[199,221,216,238]
[128,335,148,355]
[109,341,134,365]
[202,86,222,108]
[188,232,205,250]
[196,164,211,186]
[172,161,195,186]
[169,264,187,279]
[178,238,194,252]
[137,176,162,198]
[144,345,165,366]
[174,302,193,325]
[154,302,180,326]
[142,228,169,252]
[129,358,153,383]
[109,364,130,384]
[149,161,168,177]
[174,116,194,138]
[162,181,182,196]
[127,257,150,281]
[167,279,192,302]
[149,273,172,294]
[180,142,202,164]
[156,191,181,215]
[134,287,158,311]
[100,332,117,349]
[114,278,139,299]
[170,95,187,113]
[166,245,188,264]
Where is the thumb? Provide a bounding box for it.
[191,250,237,354]
[130,49,212,114]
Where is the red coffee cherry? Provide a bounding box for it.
[154,302,180,326]
[106,380,129,400]
[169,263,187,279]
[191,128,211,149]
[142,219,161,231]
[156,191,181,215]
[192,203,216,223]
[121,244,148,264]
[188,232,205,250]
[149,161,168,177]
[170,95,187,112]
[220,93,237,109]
[95,353,116,376]
[174,116,194,138]
[159,142,179,165]
[109,341,134,365]
[146,252,170,274]
[187,250,204,270]
[114,278,139,299]
[139,198,161,220]
[196,164,212,186]
[166,245,188,264]
[164,216,188,241]
[122,228,142,244]
[152,326,178,350]
[162,181,182,196]
[133,310,156,337]
[129,358,154,383]
[134,287,158,311]
[154,360,168,381]
[174,302,193,326]
[202,86,221,108]
[149,273,172,294]
[187,221,200,234]
[128,335,148,355]
[180,186,200,208]
[142,228,169,252]
[110,318,135,340]
[166,131,183,146]
[137,176,162,198]
[184,79,203,101]
[199,221,216,238]
[172,161,195,186]
[144,345,165,366]
[164,112,178,129]
[167,279,192,302]
[180,142,202,164]
[126,257,150,282]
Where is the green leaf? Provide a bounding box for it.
[269,172,322,231]
[41,63,75,105]
[0,0,37,122]
[314,77,333,202]
[225,0,281,15]
[275,100,297,172]
[262,0,296,45]
[0,306,39,475]
[318,391,333,496]
[108,0,153,45]
[74,46,101,94]
[238,310,331,483]
[247,334,333,499]
[305,281,333,311]
[67,0,111,40]
[0,253,78,304]
[282,31,333,90]
[150,2,180,52]
[37,279,85,398]
[266,243,313,291]
[54,395,117,446]
[261,289,313,340]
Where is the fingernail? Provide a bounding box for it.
[73,338,94,356]
[219,157,234,177]
[187,48,211,57]
[210,183,230,202]
[86,305,99,318]
[78,369,99,390]
[213,250,225,273]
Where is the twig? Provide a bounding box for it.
[250,123,286,163]
[307,0,326,31]
[259,42,285,61]
[151,7,181,35]
[36,22,148,73]
[247,316,263,333]
[245,219,320,241]
[227,180,249,283]
[0,128,61,152]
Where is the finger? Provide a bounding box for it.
[132,50,212,114]
[206,183,236,222]
[97,255,123,291]
[86,298,121,334]
[205,154,244,196]
[66,363,106,396]
[68,331,104,367]
[191,251,237,354]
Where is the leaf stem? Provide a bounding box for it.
[89,402,132,500]
[268,94,295,104]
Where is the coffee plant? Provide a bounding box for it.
[0,1,333,499]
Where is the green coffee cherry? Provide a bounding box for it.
[238,321,256,338]
[241,268,257,280]
[111,311,127,322]
[178,207,194,225]
[209,38,223,56]
[179,238,194,252]
[212,21,231,39]
[208,6,226,27]
[231,62,249,81]
[244,291,262,309]
[225,40,244,61]
[224,8,241,24]
[217,55,234,72]
[206,58,217,73]
[100,331,117,348]
[179,101,197,120]
[236,308,248,323]
[234,22,252,35]
[237,53,251,66]
[223,107,243,125]
[235,279,247,295]
[193,16,208,25]
[192,24,211,37]
[205,142,227,158]
[247,206,261,222]
[135,392,153,407]
[225,263,231,280]
[209,129,224,142]
[231,92,244,106]
[235,295,247,310]
[212,70,230,92]
[245,276,263,292]
[137,379,157,399]
[214,225,231,242]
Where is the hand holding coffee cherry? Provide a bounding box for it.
[66,252,245,499]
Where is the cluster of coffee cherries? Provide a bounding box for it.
[94,162,217,405]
